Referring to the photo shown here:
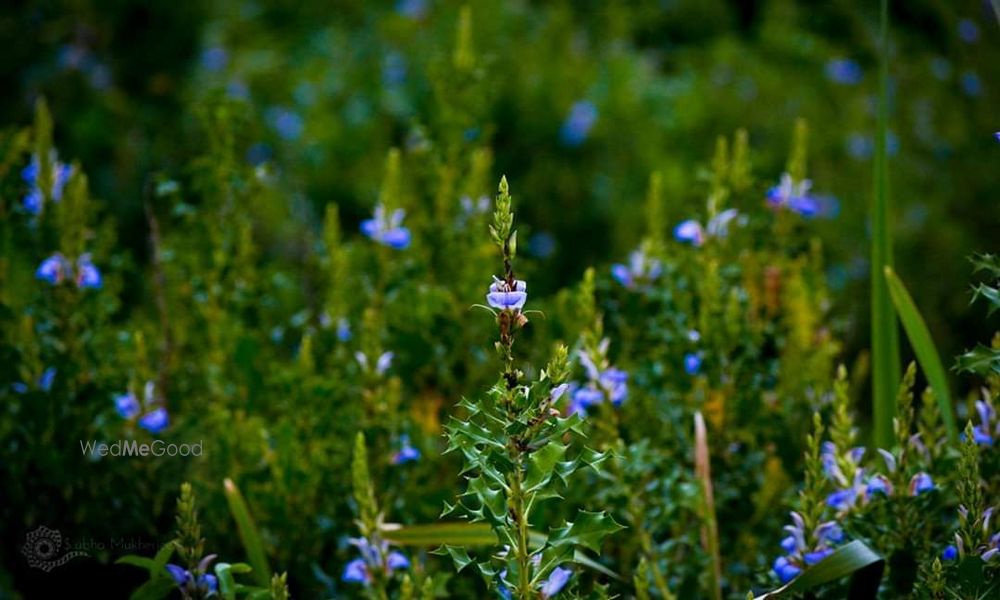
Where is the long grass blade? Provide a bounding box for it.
[871,0,901,449]
[694,412,722,600]
[223,478,272,587]
[884,267,957,441]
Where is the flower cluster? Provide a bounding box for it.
[166,563,218,596]
[567,340,628,416]
[943,506,999,562]
[773,512,845,583]
[22,152,72,215]
[611,247,662,289]
[360,203,411,249]
[766,173,818,217]
[115,381,169,434]
[36,253,102,289]
[972,396,996,445]
[822,442,935,513]
[673,208,739,247]
[341,537,410,586]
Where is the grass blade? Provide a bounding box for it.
[694,412,722,600]
[884,267,957,441]
[223,478,271,587]
[753,540,884,599]
[871,0,901,449]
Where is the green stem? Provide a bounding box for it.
[510,465,532,599]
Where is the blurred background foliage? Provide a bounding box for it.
[0,0,997,598]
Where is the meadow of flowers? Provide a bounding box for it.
[1,1,998,598]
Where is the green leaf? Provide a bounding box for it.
[223,478,271,588]
[549,511,624,553]
[525,442,566,492]
[753,540,884,599]
[215,562,239,600]
[955,344,1000,376]
[116,555,157,571]
[382,522,498,547]
[431,545,475,572]
[884,267,957,441]
[971,283,1000,315]
[151,543,175,574]
[870,0,900,449]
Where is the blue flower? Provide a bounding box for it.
[361,204,412,249]
[865,474,892,499]
[550,383,570,403]
[684,353,702,375]
[391,435,421,465]
[376,351,394,376]
[611,249,662,289]
[166,564,189,585]
[815,522,844,545]
[560,100,598,147]
[115,392,140,419]
[804,548,833,566]
[265,107,304,141]
[957,19,979,44]
[166,564,217,592]
[75,254,103,289]
[396,0,426,18]
[22,154,72,215]
[599,368,628,406]
[961,71,982,97]
[342,558,370,584]
[780,535,798,553]
[942,545,958,561]
[825,59,862,85]
[772,556,801,583]
[673,220,704,246]
[36,254,70,285]
[541,566,572,598]
[826,488,857,512]
[569,387,603,416]
[386,551,410,571]
[486,277,527,311]
[909,472,935,496]
[767,173,818,217]
[673,209,739,247]
[38,367,57,392]
[138,407,169,434]
[201,46,228,72]
[337,318,352,342]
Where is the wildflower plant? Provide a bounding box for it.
[442,177,621,598]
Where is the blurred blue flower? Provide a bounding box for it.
[674,209,739,246]
[39,367,57,392]
[342,558,370,584]
[266,107,304,141]
[337,318,352,342]
[560,100,598,147]
[772,556,801,583]
[846,133,873,160]
[22,153,72,215]
[361,204,412,249]
[973,399,995,445]
[386,551,409,570]
[36,254,70,285]
[909,472,934,496]
[569,386,603,416]
[396,0,426,19]
[383,52,407,86]
[138,407,169,434]
[767,173,818,217]
[960,71,981,97]
[942,545,958,561]
[392,435,421,465]
[599,367,628,406]
[115,392,140,419]
[201,46,228,72]
[541,566,571,598]
[865,474,892,499]
[611,248,662,289]
[486,277,527,311]
[826,488,856,512]
[825,59,862,85]
[684,353,702,375]
[75,254,103,289]
[957,19,979,43]
[167,564,217,592]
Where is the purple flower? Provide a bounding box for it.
[541,566,571,598]
[376,351,394,376]
[772,556,801,583]
[767,173,818,217]
[486,277,527,311]
[550,383,570,403]
[909,472,935,496]
[865,474,892,499]
[611,249,662,289]
[815,522,844,545]
[684,353,702,375]
[826,488,857,512]
[38,367,57,392]
[391,435,421,465]
[165,565,216,592]
[115,392,140,419]
[342,558,370,584]
[599,367,628,406]
[138,407,169,434]
[166,564,189,585]
[825,59,862,85]
[22,154,72,215]
[75,254,102,289]
[942,545,958,561]
[673,209,739,247]
[804,547,833,566]
[569,387,603,416]
[361,204,412,249]
[560,100,598,147]
[386,551,410,572]
[36,254,70,285]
